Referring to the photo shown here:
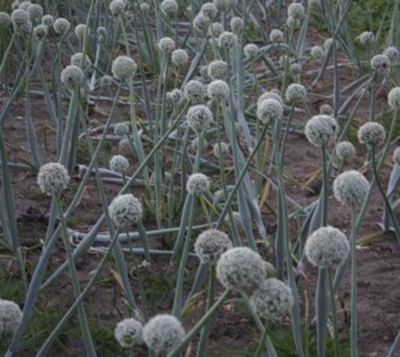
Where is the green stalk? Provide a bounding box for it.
[316,268,328,357]
[196,265,216,357]
[350,213,358,357]
[167,289,230,357]
[54,195,96,356]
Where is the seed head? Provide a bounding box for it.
[370,54,390,71]
[112,56,137,80]
[194,229,232,264]
[143,314,185,354]
[109,155,129,175]
[109,194,143,228]
[305,115,338,147]
[285,83,306,104]
[288,2,304,19]
[41,14,54,27]
[61,65,84,89]
[216,247,266,291]
[335,141,355,162]
[218,31,237,49]
[114,122,130,136]
[193,13,211,34]
[186,173,210,195]
[70,52,92,71]
[209,22,224,37]
[257,98,283,124]
[230,16,243,34]
[0,12,12,28]
[158,36,176,53]
[184,80,206,103]
[269,28,284,43]
[319,103,333,115]
[37,162,70,195]
[290,62,302,76]
[244,43,259,59]
[357,122,386,147]
[0,299,22,336]
[109,0,126,16]
[333,170,370,210]
[384,46,399,63]
[207,80,230,101]
[74,23,86,40]
[11,9,31,33]
[207,60,228,80]
[53,18,70,35]
[388,87,400,111]
[201,2,218,18]
[114,318,143,348]
[160,0,178,16]
[250,278,293,323]
[27,3,43,21]
[311,45,325,61]
[171,49,189,67]
[213,0,232,12]
[359,31,374,46]
[212,141,229,158]
[33,24,47,40]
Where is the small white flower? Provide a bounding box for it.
[218,31,237,49]
[333,170,370,210]
[37,162,70,195]
[109,0,126,16]
[319,103,333,115]
[269,29,284,43]
[230,16,243,34]
[201,2,218,18]
[213,0,233,12]
[194,229,232,264]
[288,2,304,19]
[0,12,12,28]
[335,141,355,162]
[109,194,143,228]
[359,31,374,46]
[53,17,70,35]
[184,80,206,103]
[244,43,259,59]
[370,54,390,71]
[186,173,210,195]
[305,115,338,147]
[207,80,230,101]
[384,47,399,63]
[250,278,293,323]
[207,60,228,80]
[114,122,130,136]
[0,299,22,336]
[388,87,400,111]
[257,98,283,124]
[143,314,185,354]
[216,247,266,291]
[74,23,86,40]
[193,13,211,34]
[305,226,350,268]
[357,122,386,147]
[160,0,178,16]
[70,52,92,71]
[114,318,143,348]
[112,56,137,80]
[285,83,306,104]
[109,155,129,174]
[27,3,43,21]
[158,36,176,53]
[212,141,229,158]
[41,14,54,27]
[171,49,189,67]
[61,65,84,89]
[209,22,224,37]
[311,45,325,61]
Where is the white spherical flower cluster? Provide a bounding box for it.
[257,98,283,124]
[217,247,266,291]
[194,229,233,264]
[333,170,370,210]
[166,88,183,105]
[27,3,43,21]
[359,31,374,46]
[218,31,237,49]
[70,52,92,71]
[33,24,47,41]
[60,65,84,89]
[384,46,399,63]
[213,0,232,12]
[388,87,400,111]
[287,16,301,31]
[207,80,230,101]
[209,22,224,37]
[305,226,349,268]
[212,141,229,158]
[244,43,259,59]
[335,141,355,162]
[143,315,185,354]
[193,13,211,34]
[230,16,243,34]
[171,49,189,67]
[140,2,150,13]
[160,0,178,16]
[184,80,205,102]
[37,162,70,195]
[393,148,400,165]
[109,194,143,228]
[0,299,22,336]
[250,278,293,323]
[258,89,283,103]
[0,12,12,28]
[18,1,31,11]
[288,2,305,19]
[305,115,338,147]
[114,122,130,137]
[201,2,218,18]
[109,155,129,174]
[357,122,386,147]
[319,103,333,115]
[269,28,284,43]
[285,83,306,104]
[311,45,325,61]
[97,26,107,42]
[109,0,126,16]
[370,54,390,71]
[158,37,175,54]
[114,318,143,348]
[290,62,302,76]
[186,173,210,195]
[11,9,32,33]
[119,138,132,155]
[53,17,70,35]
[74,24,86,40]
[41,14,54,27]
[207,60,228,80]
[112,56,137,80]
